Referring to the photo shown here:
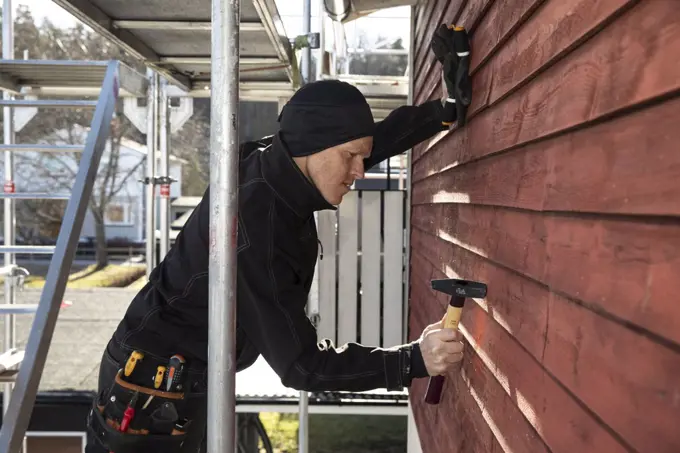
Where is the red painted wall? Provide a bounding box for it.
[407,1,680,452]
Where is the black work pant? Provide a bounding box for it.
[85,340,208,453]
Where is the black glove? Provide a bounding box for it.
[431,24,472,126]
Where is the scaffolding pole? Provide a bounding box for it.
[2,0,17,420]
[158,77,170,260]
[208,0,240,451]
[145,70,158,277]
[298,0,313,451]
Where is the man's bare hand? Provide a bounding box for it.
[418,316,464,376]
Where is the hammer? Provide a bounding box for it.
[424,278,487,405]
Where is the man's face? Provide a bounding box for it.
[304,136,373,205]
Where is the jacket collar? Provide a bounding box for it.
[260,132,336,218]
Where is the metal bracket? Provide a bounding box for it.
[0,266,30,291]
[309,312,321,328]
[292,33,321,50]
[139,176,177,185]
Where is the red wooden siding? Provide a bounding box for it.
[407,1,680,452]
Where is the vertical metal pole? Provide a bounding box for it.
[316,0,325,79]
[208,0,240,452]
[403,4,416,347]
[158,78,170,260]
[145,70,158,277]
[3,0,16,418]
[298,390,309,451]
[299,3,313,450]
[302,0,312,83]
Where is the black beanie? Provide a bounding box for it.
[278,79,375,157]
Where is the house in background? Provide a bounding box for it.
[79,138,185,244]
[406,1,679,453]
[1,134,185,246]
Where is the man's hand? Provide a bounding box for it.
[418,316,465,376]
[430,24,472,126]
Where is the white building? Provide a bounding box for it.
[1,134,185,244]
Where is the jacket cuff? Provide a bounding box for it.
[409,341,429,380]
[384,341,430,391]
[421,99,450,131]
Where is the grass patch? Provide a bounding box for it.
[24,264,146,289]
[126,275,149,290]
[258,412,298,453]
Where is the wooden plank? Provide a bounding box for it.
[473,0,637,111]
[418,0,633,112]
[360,191,381,346]
[412,95,680,217]
[468,0,547,71]
[412,229,680,453]
[316,210,337,343]
[337,190,359,345]
[412,201,680,347]
[411,216,549,360]
[382,191,405,347]
[408,269,500,453]
[416,0,546,106]
[414,232,626,453]
[410,251,551,453]
[412,0,440,63]
[414,0,497,101]
[413,0,451,74]
[413,0,467,92]
[413,0,680,167]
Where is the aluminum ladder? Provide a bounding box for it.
[0,59,148,453]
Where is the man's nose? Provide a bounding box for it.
[351,156,365,180]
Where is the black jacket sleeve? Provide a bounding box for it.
[237,198,428,393]
[364,99,448,171]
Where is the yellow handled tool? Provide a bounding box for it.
[124,351,144,378]
[424,278,487,405]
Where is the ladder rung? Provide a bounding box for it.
[0,192,70,200]
[0,144,84,153]
[0,246,55,254]
[0,371,18,383]
[0,305,38,314]
[0,99,97,108]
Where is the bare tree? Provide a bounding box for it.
[170,99,210,196]
[1,8,146,268]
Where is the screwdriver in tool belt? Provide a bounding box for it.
[120,392,139,433]
[124,351,144,378]
[143,365,167,410]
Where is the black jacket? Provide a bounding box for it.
[112,99,448,392]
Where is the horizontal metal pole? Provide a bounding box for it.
[0,305,37,315]
[326,74,410,84]
[112,20,264,32]
[0,246,55,254]
[235,404,408,416]
[0,99,97,108]
[0,144,83,153]
[0,193,70,200]
[0,372,18,383]
[158,56,279,65]
[21,86,142,99]
[347,48,409,55]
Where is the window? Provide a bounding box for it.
[105,203,132,225]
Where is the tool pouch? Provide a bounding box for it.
[87,369,199,453]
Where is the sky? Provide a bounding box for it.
[12,0,411,50]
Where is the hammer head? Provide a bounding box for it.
[431,278,487,299]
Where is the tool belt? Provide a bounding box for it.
[87,350,205,453]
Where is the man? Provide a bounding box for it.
[86,43,467,453]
